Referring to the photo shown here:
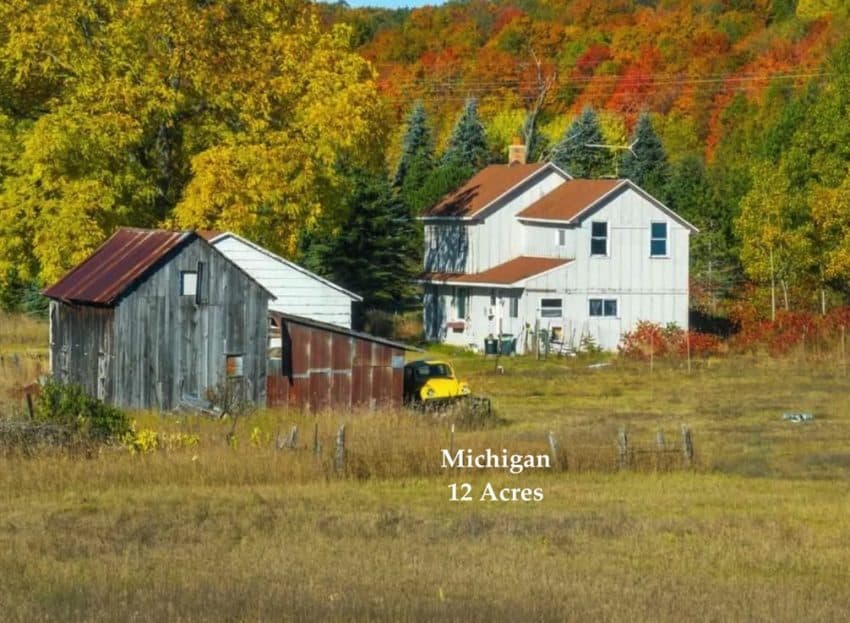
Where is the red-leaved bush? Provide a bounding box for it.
[619,321,721,360]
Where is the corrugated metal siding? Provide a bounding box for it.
[267,317,404,411]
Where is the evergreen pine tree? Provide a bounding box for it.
[549,107,612,178]
[394,102,434,189]
[307,167,420,314]
[441,97,490,170]
[620,113,670,198]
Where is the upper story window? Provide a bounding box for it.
[651,222,668,257]
[590,221,608,256]
[557,229,566,247]
[181,271,197,296]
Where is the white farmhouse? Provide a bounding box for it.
[201,231,362,329]
[418,149,697,352]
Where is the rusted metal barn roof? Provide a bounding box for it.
[43,228,193,305]
[423,163,549,219]
[418,256,572,287]
[270,311,421,352]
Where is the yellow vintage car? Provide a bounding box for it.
[403,359,471,405]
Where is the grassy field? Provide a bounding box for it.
[2,315,850,621]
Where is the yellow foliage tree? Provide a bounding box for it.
[0,0,385,284]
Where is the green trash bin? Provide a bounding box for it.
[484,337,498,355]
[499,334,515,355]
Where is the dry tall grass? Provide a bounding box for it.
[4,313,850,620]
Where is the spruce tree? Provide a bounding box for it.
[394,102,434,189]
[441,97,490,170]
[307,167,420,314]
[620,113,670,198]
[549,107,612,178]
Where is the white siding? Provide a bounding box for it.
[467,170,567,272]
[424,182,692,352]
[212,236,358,329]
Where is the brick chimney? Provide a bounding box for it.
[508,136,527,165]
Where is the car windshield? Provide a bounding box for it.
[414,363,453,379]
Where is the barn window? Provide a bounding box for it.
[540,298,562,318]
[590,221,608,256]
[589,299,618,317]
[651,222,668,257]
[226,355,244,378]
[181,271,197,296]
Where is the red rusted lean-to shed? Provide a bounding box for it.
[267,311,420,411]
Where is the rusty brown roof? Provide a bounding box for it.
[424,162,548,218]
[420,256,572,286]
[43,228,194,305]
[517,179,624,221]
[196,229,223,241]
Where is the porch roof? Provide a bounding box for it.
[417,256,572,287]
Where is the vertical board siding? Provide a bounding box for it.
[53,237,270,410]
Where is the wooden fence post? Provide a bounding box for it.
[681,424,694,467]
[449,423,455,458]
[547,431,563,471]
[313,422,321,456]
[335,424,346,474]
[617,428,629,470]
[26,392,35,420]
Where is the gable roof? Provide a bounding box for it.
[201,231,363,302]
[43,228,275,305]
[517,178,699,232]
[423,162,561,219]
[419,256,572,287]
[271,310,421,352]
[517,179,622,222]
[43,228,193,305]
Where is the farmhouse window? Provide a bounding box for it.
[589,298,618,317]
[226,354,244,378]
[557,229,566,247]
[509,297,519,318]
[651,222,668,257]
[181,271,197,296]
[490,289,496,306]
[454,287,468,319]
[540,298,562,318]
[591,222,608,256]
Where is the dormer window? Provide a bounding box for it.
[591,222,608,256]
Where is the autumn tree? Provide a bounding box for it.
[0,0,385,285]
[549,107,612,178]
[736,162,813,318]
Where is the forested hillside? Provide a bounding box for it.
[1,0,849,322]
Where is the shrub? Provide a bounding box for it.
[619,321,721,360]
[36,380,130,442]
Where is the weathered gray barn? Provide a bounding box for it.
[267,312,419,411]
[43,228,273,410]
